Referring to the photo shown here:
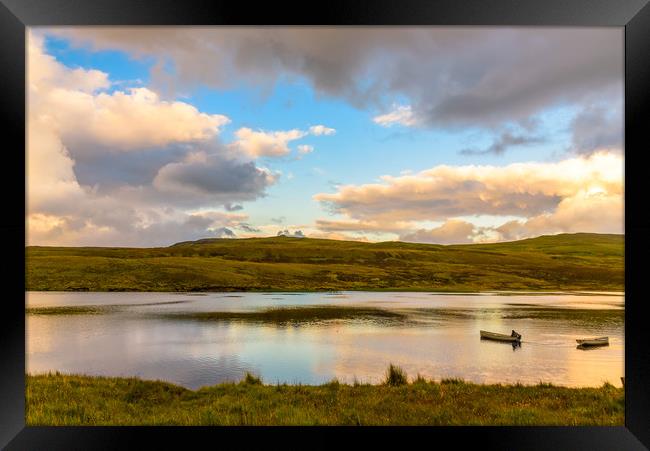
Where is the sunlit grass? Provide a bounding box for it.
[26,233,624,292]
[26,367,624,426]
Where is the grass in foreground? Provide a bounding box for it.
[26,367,624,426]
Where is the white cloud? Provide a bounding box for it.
[314,151,623,242]
[29,33,229,152]
[27,209,250,247]
[373,105,419,127]
[297,144,314,155]
[399,220,476,244]
[231,127,306,158]
[26,32,274,247]
[58,87,230,150]
[309,125,336,136]
[315,151,622,221]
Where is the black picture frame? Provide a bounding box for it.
[2,0,649,448]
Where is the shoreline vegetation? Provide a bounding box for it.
[26,366,624,426]
[26,233,624,292]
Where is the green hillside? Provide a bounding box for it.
[25,233,624,292]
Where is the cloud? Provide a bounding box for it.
[460,131,545,156]
[26,32,276,246]
[399,220,475,244]
[315,152,621,222]
[28,33,110,94]
[224,203,244,211]
[494,189,623,241]
[313,151,623,241]
[373,105,419,127]
[49,27,622,130]
[277,229,306,238]
[231,127,306,158]
[231,125,335,158]
[315,219,411,234]
[211,227,236,238]
[570,103,623,155]
[28,32,245,199]
[153,151,276,200]
[236,223,261,233]
[29,34,229,153]
[59,88,230,151]
[297,144,314,155]
[27,208,249,247]
[308,125,336,136]
[231,222,369,242]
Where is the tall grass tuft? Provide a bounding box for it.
[413,373,428,385]
[441,378,465,385]
[384,364,408,386]
[242,372,262,385]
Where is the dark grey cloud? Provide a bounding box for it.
[224,203,244,211]
[236,223,260,233]
[51,27,623,130]
[70,143,188,190]
[460,131,545,156]
[65,140,276,211]
[153,152,275,203]
[212,227,236,238]
[570,103,623,155]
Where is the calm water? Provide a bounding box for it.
[26,291,624,389]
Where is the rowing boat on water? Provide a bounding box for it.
[576,336,609,347]
[480,330,522,342]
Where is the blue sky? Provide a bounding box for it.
[27,28,623,246]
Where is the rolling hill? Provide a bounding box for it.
[25,233,624,292]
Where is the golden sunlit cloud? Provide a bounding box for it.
[314,151,623,243]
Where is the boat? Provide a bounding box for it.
[480,330,522,342]
[576,336,609,347]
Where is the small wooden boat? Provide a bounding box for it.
[480,330,522,342]
[576,336,609,347]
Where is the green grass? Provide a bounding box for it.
[157,306,407,324]
[26,369,625,426]
[384,364,408,386]
[25,306,112,315]
[242,372,263,385]
[25,233,624,292]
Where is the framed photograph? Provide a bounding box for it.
[2,0,649,448]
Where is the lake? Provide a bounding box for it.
[26,291,624,390]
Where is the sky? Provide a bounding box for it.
[26,27,624,247]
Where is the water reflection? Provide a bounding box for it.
[26,291,624,389]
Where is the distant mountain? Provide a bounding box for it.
[26,233,624,292]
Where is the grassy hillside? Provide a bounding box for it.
[26,372,624,426]
[25,233,624,292]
